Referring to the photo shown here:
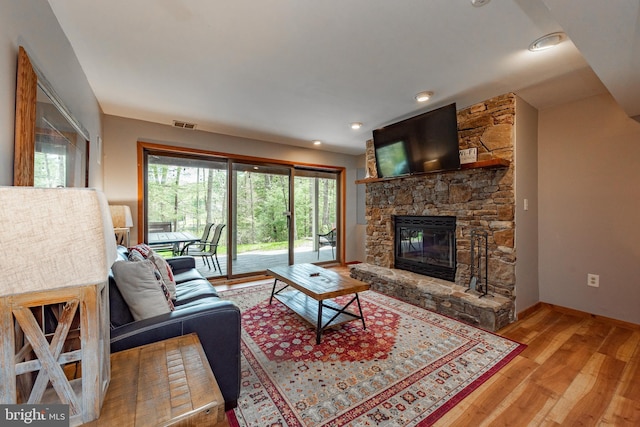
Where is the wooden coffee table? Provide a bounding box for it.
[267,264,370,344]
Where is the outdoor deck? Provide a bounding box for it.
[192,245,337,279]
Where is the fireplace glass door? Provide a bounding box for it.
[398,227,455,268]
[394,216,456,281]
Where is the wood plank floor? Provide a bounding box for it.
[219,267,640,426]
[434,303,640,426]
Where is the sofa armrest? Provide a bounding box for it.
[166,256,196,273]
[110,299,241,408]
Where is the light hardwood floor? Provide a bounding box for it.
[216,268,640,426]
[435,303,640,426]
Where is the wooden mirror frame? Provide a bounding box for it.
[14,46,90,187]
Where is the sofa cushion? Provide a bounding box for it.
[173,268,208,285]
[109,247,135,328]
[174,280,219,305]
[108,274,134,328]
[112,260,175,321]
[166,256,196,274]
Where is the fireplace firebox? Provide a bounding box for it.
[394,215,456,281]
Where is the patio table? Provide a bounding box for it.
[147,231,199,255]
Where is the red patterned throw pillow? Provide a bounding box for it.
[128,243,153,260]
[148,252,177,300]
[126,244,177,302]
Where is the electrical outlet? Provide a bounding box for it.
[587,273,599,288]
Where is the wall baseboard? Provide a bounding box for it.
[518,301,639,329]
[517,302,542,321]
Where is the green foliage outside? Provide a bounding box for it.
[34,152,66,187]
[147,160,337,252]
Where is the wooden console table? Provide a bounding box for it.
[83,334,228,426]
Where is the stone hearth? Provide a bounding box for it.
[350,263,513,331]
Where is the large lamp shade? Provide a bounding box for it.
[109,204,133,247]
[0,187,117,295]
[109,204,133,229]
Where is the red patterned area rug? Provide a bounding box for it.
[222,282,525,427]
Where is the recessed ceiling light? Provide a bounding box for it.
[312,140,322,146]
[528,32,566,52]
[351,122,363,130]
[415,91,434,102]
[470,0,491,7]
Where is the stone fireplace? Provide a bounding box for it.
[351,93,517,330]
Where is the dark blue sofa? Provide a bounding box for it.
[108,246,240,410]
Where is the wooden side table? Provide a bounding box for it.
[83,334,228,426]
[113,227,130,247]
[1,283,110,427]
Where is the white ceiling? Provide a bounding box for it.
[47,0,639,155]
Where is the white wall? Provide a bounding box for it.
[538,93,640,325]
[103,114,361,262]
[0,0,103,187]
[514,96,539,315]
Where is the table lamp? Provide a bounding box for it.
[109,204,133,247]
[0,187,117,426]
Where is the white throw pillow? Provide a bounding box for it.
[112,260,174,321]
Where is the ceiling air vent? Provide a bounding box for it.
[172,120,197,130]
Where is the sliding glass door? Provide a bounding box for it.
[142,143,342,279]
[230,162,291,275]
[145,152,228,277]
[293,170,338,264]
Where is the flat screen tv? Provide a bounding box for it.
[373,103,460,177]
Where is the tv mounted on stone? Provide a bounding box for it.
[373,103,461,177]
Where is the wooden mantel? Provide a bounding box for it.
[355,158,510,184]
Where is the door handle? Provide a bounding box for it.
[283,211,291,227]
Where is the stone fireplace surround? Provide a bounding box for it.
[350,93,517,331]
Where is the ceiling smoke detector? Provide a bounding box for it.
[173,120,197,130]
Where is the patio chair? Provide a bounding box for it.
[181,222,214,255]
[185,224,225,272]
[317,228,336,259]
